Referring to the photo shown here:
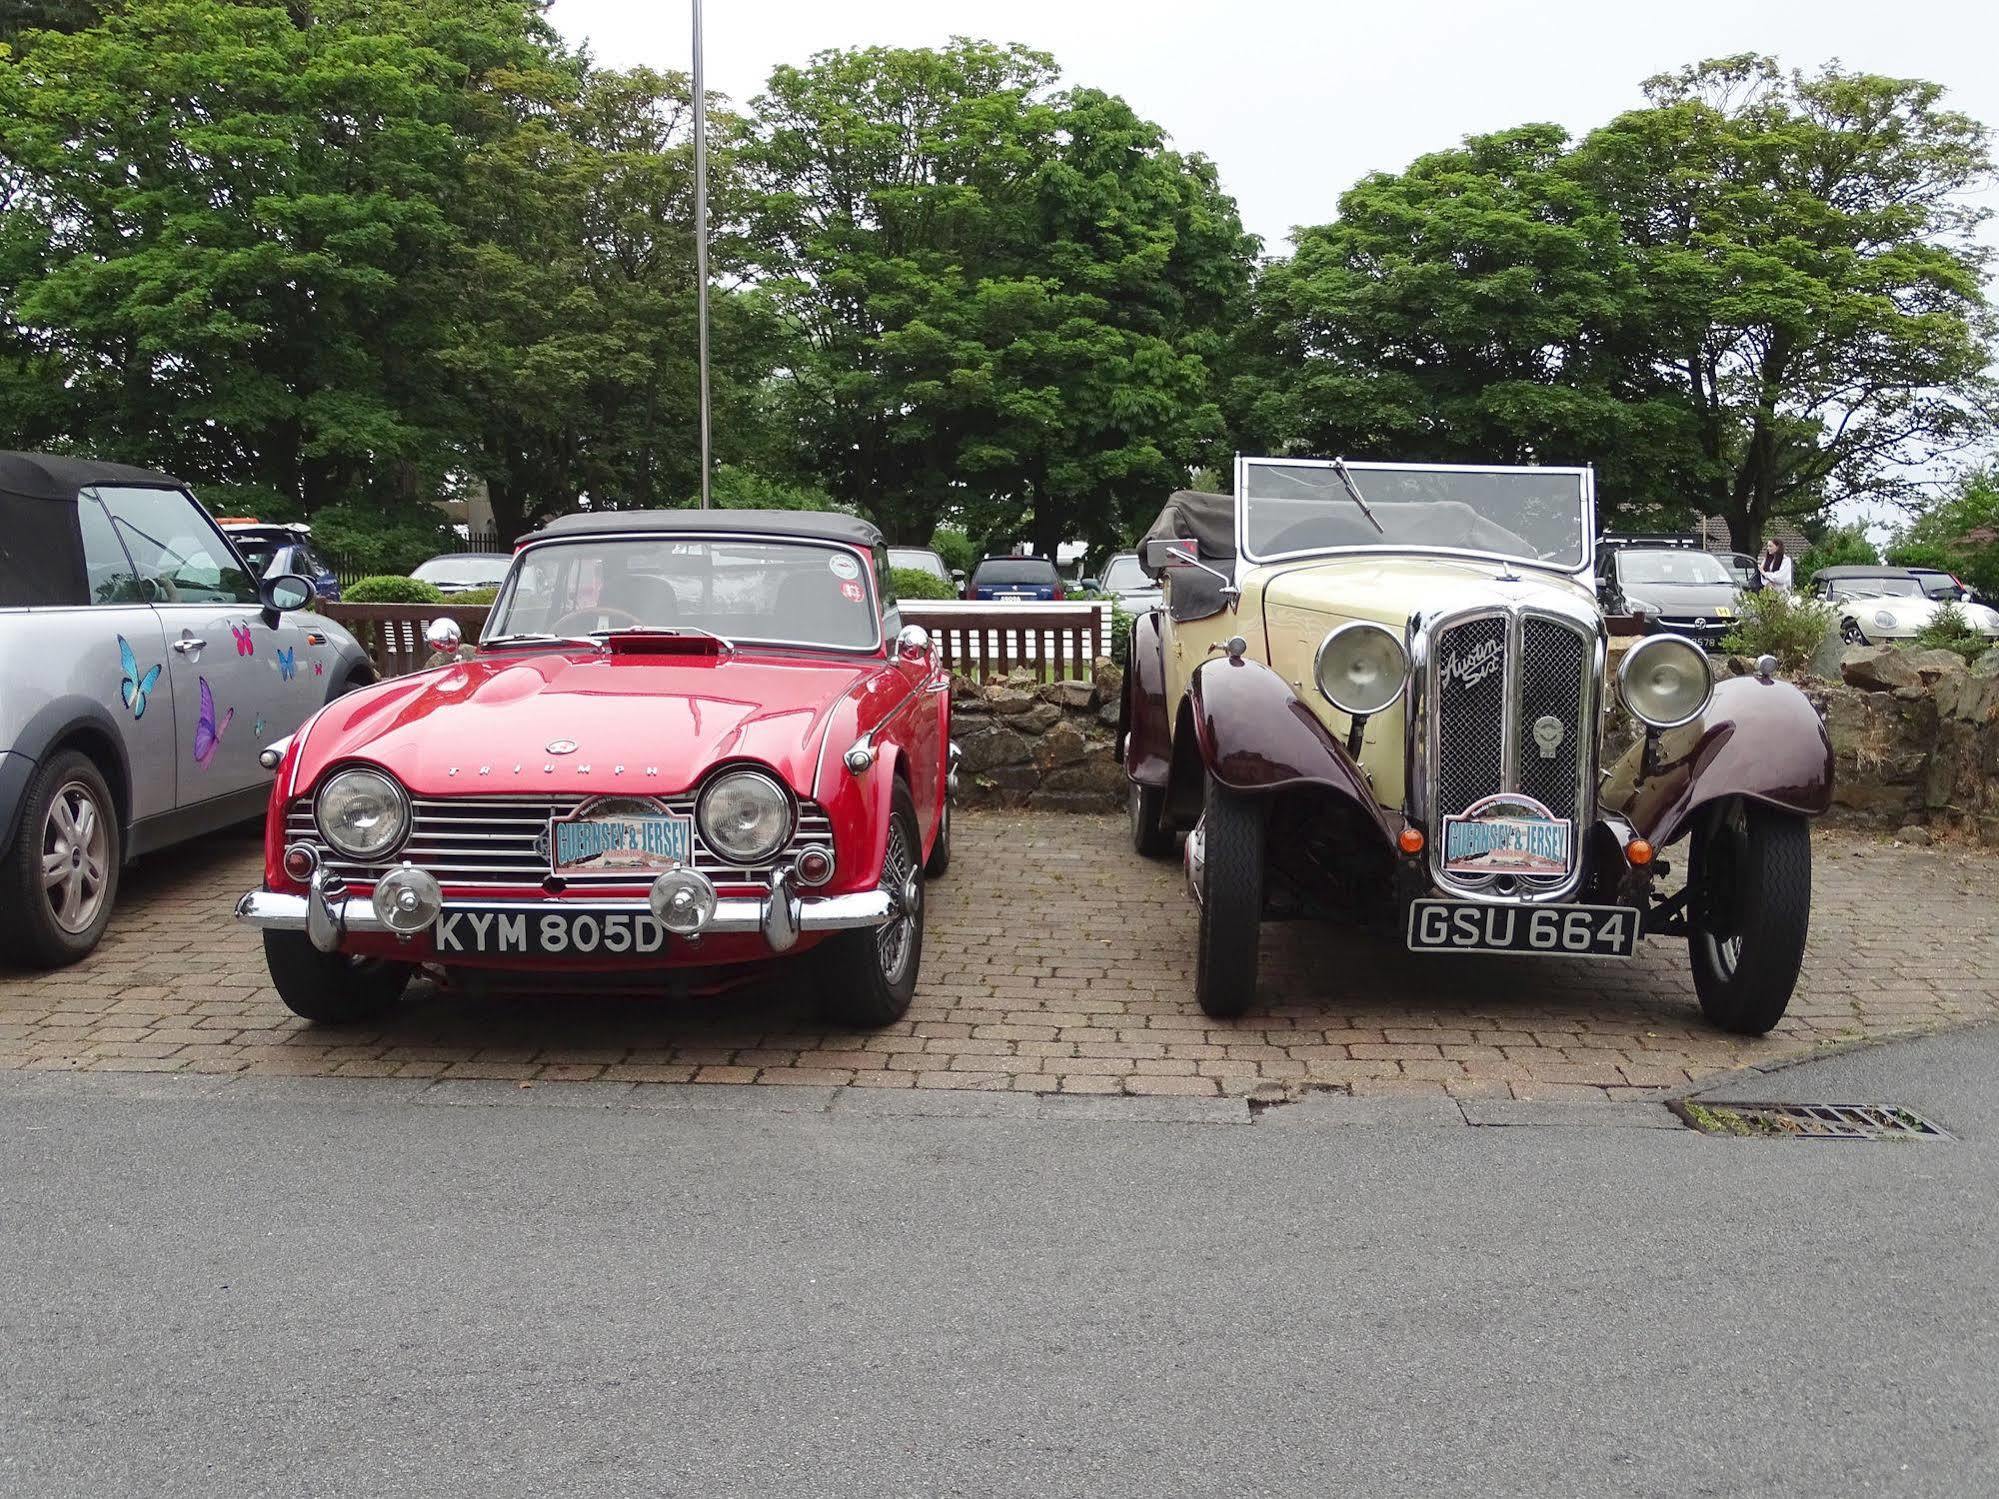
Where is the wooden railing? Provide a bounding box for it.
[321,599,1113,681]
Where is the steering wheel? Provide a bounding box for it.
[552,606,645,634]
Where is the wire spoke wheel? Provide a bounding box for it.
[42,781,110,935]
[875,814,919,984]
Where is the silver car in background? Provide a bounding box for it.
[0,453,372,967]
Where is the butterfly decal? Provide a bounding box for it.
[193,676,234,766]
[117,636,162,719]
[276,646,296,681]
[254,713,268,738]
[312,660,324,677]
[231,622,255,656]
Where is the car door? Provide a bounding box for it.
[876,546,944,841]
[93,483,311,809]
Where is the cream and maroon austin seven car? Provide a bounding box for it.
[238,510,953,1026]
[1119,458,1834,1033]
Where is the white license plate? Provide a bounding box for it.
[1406,901,1639,958]
[435,908,669,957]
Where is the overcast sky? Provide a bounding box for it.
[550,0,1999,257]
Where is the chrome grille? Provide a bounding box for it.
[1432,615,1505,819]
[1515,618,1588,820]
[286,794,833,890]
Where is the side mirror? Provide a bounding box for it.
[1078,577,1099,593]
[425,617,463,655]
[1140,538,1197,571]
[262,573,314,622]
[895,623,931,663]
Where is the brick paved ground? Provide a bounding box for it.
[3,811,1995,1101]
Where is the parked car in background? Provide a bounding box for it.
[1597,546,1743,650]
[412,552,511,596]
[1084,552,1162,613]
[965,555,1063,602]
[0,453,373,967]
[1906,567,1980,605]
[1811,566,1999,644]
[1122,461,1834,1036]
[886,546,962,588]
[237,509,952,1029]
[218,520,342,602]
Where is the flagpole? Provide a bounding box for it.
[692,0,713,508]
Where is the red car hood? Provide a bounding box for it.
[299,650,876,798]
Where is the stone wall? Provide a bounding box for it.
[1809,645,1999,844]
[952,662,1128,811]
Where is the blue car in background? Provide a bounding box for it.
[218,521,341,602]
[965,555,1064,602]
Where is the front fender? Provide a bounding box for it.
[1601,674,1834,846]
[1186,655,1393,844]
[1120,609,1170,787]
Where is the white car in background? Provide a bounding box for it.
[1812,566,1999,645]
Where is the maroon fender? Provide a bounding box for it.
[1601,674,1834,846]
[1186,655,1394,844]
[1120,608,1172,788]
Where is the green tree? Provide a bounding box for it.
[1886,467,1999,597]
[1796,524,1880,580]
[1234,124,1689,521]
[750,40,1255,554]
[1575,55,1996,552]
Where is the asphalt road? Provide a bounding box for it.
[5,1035,1998,1499]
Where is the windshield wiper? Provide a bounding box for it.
[593,625,736,655]
[1330,457,1385,535]
[480,632,598,650]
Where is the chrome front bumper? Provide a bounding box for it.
[236,868,896,956]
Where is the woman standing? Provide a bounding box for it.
[1759,539,1794,591]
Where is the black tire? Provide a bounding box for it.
[1194,777,1265,1019]
[1840,617,1867,645]
[1687,798,1812,1035]
[814,781,924,1028]
[0,749,121,968]
[923,795,952,879]
[263,930,413,1025]
[1129,777,1173,857]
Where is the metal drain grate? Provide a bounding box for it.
[1678,1102,1951,1140]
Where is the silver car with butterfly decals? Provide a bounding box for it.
[0,453,371,967]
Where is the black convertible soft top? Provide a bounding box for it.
[0,451,185,501]
[528,507,882,549]
[1137,490,1236,577]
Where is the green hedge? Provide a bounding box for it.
[890,566,959,600]
[1718,587,1837,671]
[344,575,447,604]
[448,585,500,606]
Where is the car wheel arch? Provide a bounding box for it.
[8,699,136,846]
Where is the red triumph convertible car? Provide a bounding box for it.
[236,510,953,1027]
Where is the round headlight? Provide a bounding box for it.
[314,767,409,860]
[1873,609,1896,629]
[697,769,793,865]
[1314,622,1409,717]
[1617,635,1713,730]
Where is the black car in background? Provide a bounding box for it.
[1597,544,1744,649]
[964,555,1063,602]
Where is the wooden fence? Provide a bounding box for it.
[321,599,1114,681]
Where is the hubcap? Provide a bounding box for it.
[41,781,110,935]
[876,819,919,983]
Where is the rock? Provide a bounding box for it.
[1806,626,1851,682]
[1097,699,1120,726]
[1014,702,1063,734]
[1002,666,1036,689]
[1027,789,1116,813]
[1038,678,1098,709]
[950,674,986,706]
[985,688,1038,716]
[980,765,1041,792]
[1840,645,1919,693]
[1041,754,1127,796]
[1973,647,1999,679]
[1903,647,1969,684]
[1094,659,1124,705]
[1896,824,1933,846]
[956,727,1030,772]
[1032,720,1089,770]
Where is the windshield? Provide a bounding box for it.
[1616,551,1733,586]
[886,547,948,580]
[232,538,279,577]
[1842,576,1922,598]
[1102,555,1150,591]
[1238,459,1589,571]
[972,558,1058,584]
[414,555,509,584]
[487,537,880,651]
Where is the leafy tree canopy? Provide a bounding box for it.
[1886,468,1999,597]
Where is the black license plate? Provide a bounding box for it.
[434,907,669,958]
[1406,900,1639,958]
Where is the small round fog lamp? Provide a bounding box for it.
[649,867,717,935]
[371,864,442,935]
[795,846,836,887]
